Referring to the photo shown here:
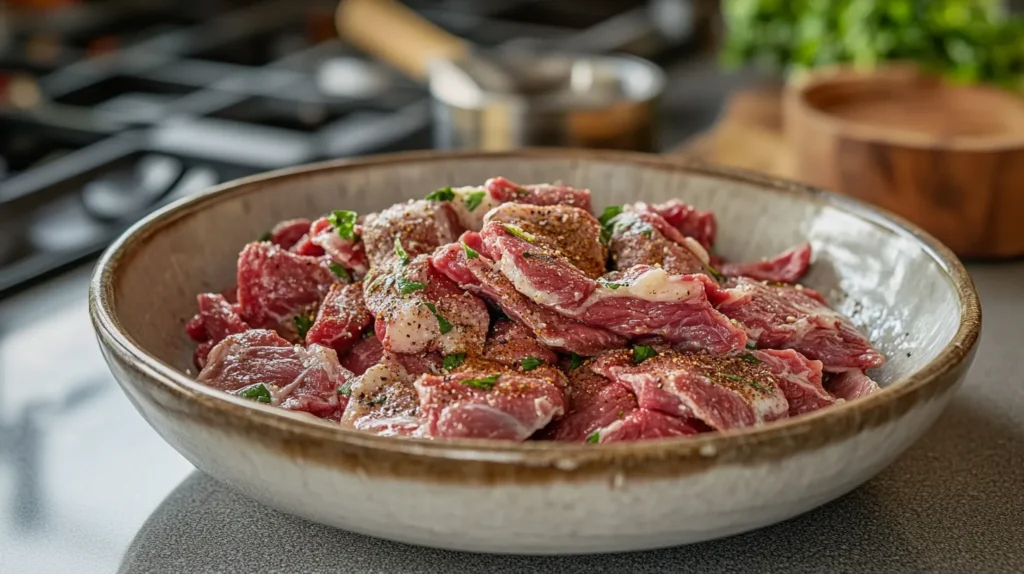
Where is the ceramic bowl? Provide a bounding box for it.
[89,149,980,554]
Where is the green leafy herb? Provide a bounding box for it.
[520,357,543,372]
[746,341,757,350]
[464,190,486,211]
[632,345,657,365]
[235,383,272,403]
[502,224,536,243]
[706,265,725,282]
[586,431,600,444]
[329,262,352,282]
[722,373,771,393]
[569,353,585,370]
[443,353,466,371]
[328,210,358,240]
[598,278,627,290]
[462,242,479,259]
[337,381,353,397]
[598,205,623,227]
[258,231,272,242]
[740,353,762,364]
[641,228,653,239]
[394,237,410,265]
[395,276,426,295]
[423,302,453,334]
[425,187,455,201]
[363,327,375,339]
[372,395,387,405]
[462,373,500,390]
[294,314,314,340]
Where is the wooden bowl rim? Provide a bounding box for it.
[88,149,982,481]
[787,63,1024,152]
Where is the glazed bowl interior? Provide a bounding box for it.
[97,150,972,446]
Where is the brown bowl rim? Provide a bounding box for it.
[88,148,981,478]
[787,63,1024,152]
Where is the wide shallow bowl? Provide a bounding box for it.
[90,149,980,554]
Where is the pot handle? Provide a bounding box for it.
[335,0,468,82]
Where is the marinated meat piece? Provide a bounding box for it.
[236,243,338,339]
[592,349,789,430]
[595,409,704,443]
[826,370,881,400]
[547,363,639,442]
[606,210,707,275]
[414,363,566,441]
[710,277,885,372]
[485,176,592,212]
[307,216,368,276]
[306,282,373,356]
[483,319,560,368]
[361,200,464,269]
[185,293,250,368]
[339,352,432,436]
[425,186,501,231]
[341,332,384,376]
[719,243,812,284]
[482,223,746,354]
[749,348,835,416]
[484,203,607,278]
[431,242,626,355]
[628,200,717,250]
[268,218,312,250]
[363,254,489,356]
[198,330,352,419]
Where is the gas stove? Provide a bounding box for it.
[0,0,708,296]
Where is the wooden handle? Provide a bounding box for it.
[336,0,469,82]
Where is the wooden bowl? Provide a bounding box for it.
[784,65,1024,258]
[89,149,980,553]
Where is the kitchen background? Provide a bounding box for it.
[2,1,1023,572]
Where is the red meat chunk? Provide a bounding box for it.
[710,277,885,372]
[339,352,441,436]
[826,370,881,401]
[306,282,373,356]
[361,200,463,269]
[628,200,717,250]
[607,210,707,275]
[484,203,607,278]
[485,176,592,212]
[268,218,312,250]
[483,318,560,369]
[306,216,368,276]
[340,332,384,376]
[719,243,812,284]
[750,348,835,416]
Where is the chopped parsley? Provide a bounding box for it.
[234,383,272,403]
[520,357,543,372]
[586,431,600,444]
[258,231,272,242]
[632,345,657,365]
[598,278,627,290]
[746,341,757,350]
[443,353,466,371]
[598,205,623,227]
[337,381,353,397]
[462,241,479,259]
[372,395,388,405]
[422,302,453,334]
[464,190,486,211]
[462,373,500,390]
[568,353,585,370]
[502,224,536,243]
[722,373,771,393]
[328,210,357,240]
[329,262,351,282]
[739,353,762,364]
[363,327,375,339]
[706,265,725,282]
[394,237,410,265]
[395,276,426,295]
[294,314,314,340]
[425,187,455,201]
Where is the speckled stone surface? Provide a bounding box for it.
[114,262,1022,574]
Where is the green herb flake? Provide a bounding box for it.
[372,395,387,405]
[394,237,410,265]
[462,373,500,391]
[569,353,585,370]
[598,278,627,290]
[520,357,543,372]
[740,353,762,364]
[641,228,653,239]
[235,383,272,403]
[464,190,486,211]
[586,431,600,444]
[502,224,536,243]
[598,205,623,227]
[746,341,757,350]
[632,345,657,365]
[337,381,353,397]
[423,302,453,334]
[328,210,358,240]
[258,231,272,242]
[329,262,352,282]
[425,187,455,201]
[443,353,466,371]
[395,276,426,295]
[462,241,479,260]
[294,314,314,340]
[363,327,376,339]
[706,265,725,282]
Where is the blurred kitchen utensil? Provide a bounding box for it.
[335,0,664,151]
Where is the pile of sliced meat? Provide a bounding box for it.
[185,177,884,442]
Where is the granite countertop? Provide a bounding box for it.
[2,59,1023,572]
